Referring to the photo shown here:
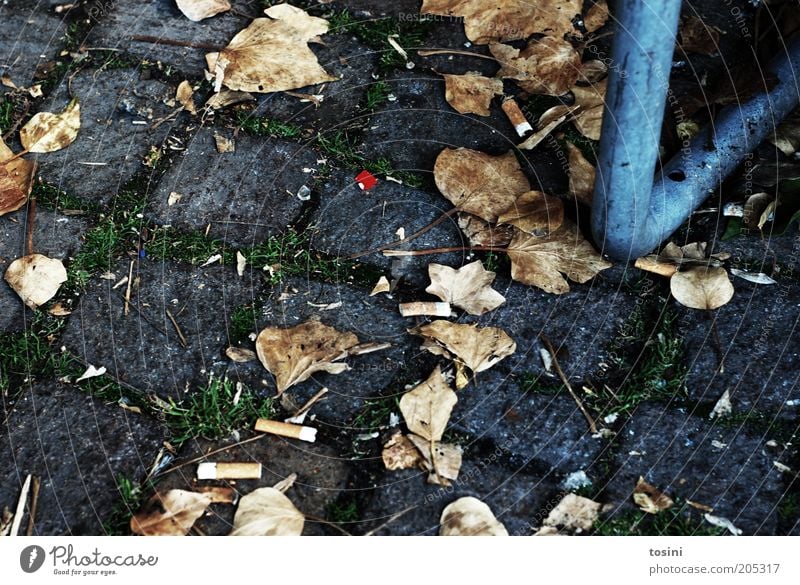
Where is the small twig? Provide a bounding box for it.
[383,245,501,257]
[540,335,598,434]
[417,49,499,60]
[364,506,417,536]
[289,387,328,421]
[25,476,40,536]
[25,196,37,255]
[165,309,188,347]
[123,260,134,317]
[10,474,31,536]
[154,435,265,478]
[128,35,222,51]
[347,207,460,259]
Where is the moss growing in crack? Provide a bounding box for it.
[352,395,400,431]
[326,498,360,524]
[0,313,69,396]
[236,110,302,139]
[593,507,723,536]
[0,96,15,133]
[165,376,275,445]
[102,475,154,536]
[364,80,391,111]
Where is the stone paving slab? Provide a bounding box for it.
[0,2,68,92]
[33,68,178,204]
[0,209,88,333]
[149,127,315,247]
[310,169,464,286]
[61,260,264,399]
[85,0,259,75]
[0,381,165,535]
[591,402,794,535]
[153,434,349,535]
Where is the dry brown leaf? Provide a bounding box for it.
[20,98,80,153]
[679,15,721,55]
[130,490,214,536]
[583,0,609,33]
[517,104,575,150]
[443,72,503,116]
[425,260,506,316]
[457,213,515,247]
[670,266,734,310]
[213,132,235,153]
[407,433,463,485]
[434,148,530,223]
[571,79,606,140]
[421,0,581,44]
[176,0,231,22]
[230,487,304,536]
[578,59,608,83]
[567,143,596,206]
[4,254,68,309]
[491,37,581,96]
[255,320,359,394]
[176,80,196,114]
[506,220,612,294]
[411,321,516,374]
[399,366,457,442]
[370,275,391,296]
[440,497,508,536]
[633,477,674,514]
[205,89,255,110]
[0,138,36,217]
[743,192,774,230]
[497,190,564,235]
[225,346,257,363]
[382,432,424,470]
[542,493,601,532]
[206,4,337,94]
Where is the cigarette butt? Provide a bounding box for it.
[399,301,452,317]
[254,419,317,442]
[502,98,533,137]
[196,462,262,480]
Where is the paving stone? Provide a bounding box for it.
[86,0,259,74]
[0,209,87,333]
[252,34,378,131]
[0,2,68,92]
[149,127,315,247]
[61,259,265,400]
[32,68,178,204]
[310,169,464,286]
[334,0,422,18]
[151,434,349,535]
[590,402,795,535]
[0,381,165,535]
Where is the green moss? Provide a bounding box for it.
[236,111,302,139]
[0,97,14,133]
[337,14,431,72]
[326,498,360,524]
[352,395,400,431]
[593,507,723,536]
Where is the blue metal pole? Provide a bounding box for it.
[592,2,800,261]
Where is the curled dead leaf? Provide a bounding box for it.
[571,79,606,140]
[542,493,602,532]
[176,80,197,114]
[491,37,581,96]
[434,148,530,223]
[20,98,80,153]
[440,497,508,536]
[407,433,463,485]
[633,477,674,514]
[230,487,304,536]
[421,0,581,44]
[497,190,564,235]
[443,72,503,116]
[670,266,734,310]
[382,432,424,470]
[255,320,360,394]
[411,320,516,374]
[176,0,231,22]
[130,490,216,536]
[399,366,457,442]
[0,138,36,216]
[207,4,337,94]
[4,254,68,309]
[457,213,515,247]
[506,220,612,294]
[425,260,506,315]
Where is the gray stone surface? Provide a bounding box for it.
[153,435,349,535]
[0,381,165,535]
[0,2,68,90]
[310,170,464,286]
[590,403,795,535]
[61,260,265,399]
[0,209,87,333]
[33,68,178,204]
[86,0,258,74]
[149,128,315,247]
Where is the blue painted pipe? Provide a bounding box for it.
[592,1,800,261]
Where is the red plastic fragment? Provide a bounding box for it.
[355,170,378,191]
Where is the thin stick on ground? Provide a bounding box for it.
[165,309,188,347]
[153,434,266,478]
[25,476,40,536]
[540,335,598,435]
[383,245,501,257]
[347,207,460,259]
[128,35,222,51]
[364,506,417,536]
[10,474,31,536]
[25,197,36,256]
[123,260,134,317]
